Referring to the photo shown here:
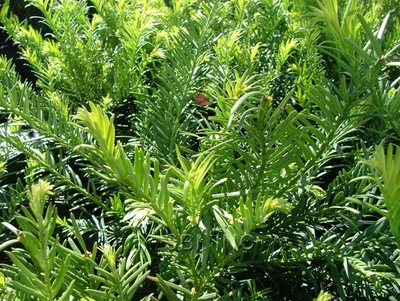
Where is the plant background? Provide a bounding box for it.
[0,0,399,300]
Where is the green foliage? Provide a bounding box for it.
[0,180,149,300]
[1,180,71,301]
[0,0,399,300]
[313,290,334,301]
[361,144,400,247]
